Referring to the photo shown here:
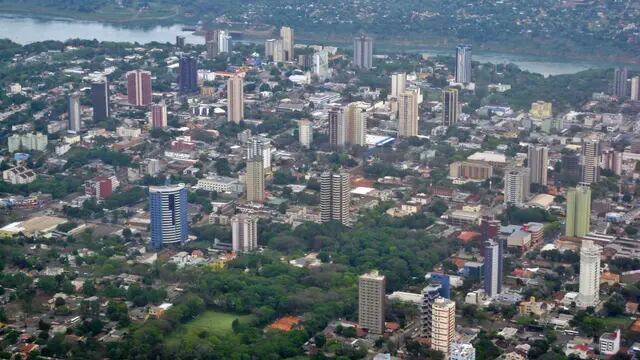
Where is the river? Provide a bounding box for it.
[0,14,636,76]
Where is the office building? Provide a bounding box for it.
[206,40,218,59]
[527,145,548,186]
[428,273,451,299]
[178,56,198,93]
[245,159,265,203]
[358,270,386,334]
[320,171,351,226]
[328,107,347,149]
[578,240,601,307]
[151,102,168,129]
[601,149,622,176]
[530,101,552,120]
[227,76,244,123]
[503,166,530,207]
[68,93,81,132]
[265,39,277,61]
[218,30,231,53]
[345,103,367,146]
[480,216,500,242]
[455,45,472,84]
[247,136,271,171]
[280,26,294,62]
[391,72,406,97]
[613,67,628,98]
[483,239,504,298]
[449,161,493,181]
[126,70,152,106]
[581,139,600,184]
[565,184,592,238]
[204,29,218,43]
[442,88,459,126]
[450,343,476,360]
[175,36,185,48]
[420,283,442,338]
[561,151,580,183]
[353,35,373,69]
[313,50,329,81]
[231,214,258,253]
[398,90,419,137]
[431,298,456,355]
[149,184,188,250]
[91,78,109,121]
[631,76,640,101]
[298,119,313,148]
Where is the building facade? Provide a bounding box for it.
[149,184,189,250]
[320,171,351,226]
[328,107,347,150]
[227,76,244,124]
[151,102,168,129]
[578,240,601,307]
[527,145,548,186]
[581,139,600,184]
[298,119,313,148]
[420,283,442,338]
[353,35,373,69]
[245,159,265,203]
[398,90,419,137]
[126,70,152,106]
[503,166,530,207]
[484,239,504,298]
[455,45,472,84]
[231,214,258,253]
[442,88,459,127]
[359,270,386,334]
[68,94,81,132]
[91,78,109,121]
[178,56,198,93]
[431,297,456,355]
[565,184,592,238]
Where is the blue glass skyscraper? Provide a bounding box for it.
[429,273,451,299]
[149,183,188,250]
[483,239,504,297]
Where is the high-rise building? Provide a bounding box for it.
[480,215,500,242]
[345,103,367,146]
[178,56,198,93]
[328,107,347,150]
[204,29,218,43]
[601,149,622,176]
[448,161,493,180]
[483,239,504,298]
[420,283,442,338]
[561,151,580,183]
[527,145,548,186]
[247,136,272,171]
[358,270,386,334]
[231,214,258,253]
[149,183,188,250]
[391,73,406,97]
[151,102,168,129]
[126,70,152,106]
[280,26,294,62]
[298,119,313,148]
[175,36,185,48]
[265,39,277,61]
[450,343,476,360]
[206,40,218,59]
[398,90,419,137]
[313,50,329,81]
[68,93,81,132]
[613,67,628,98]
[578,240,601,307]
[218,30,232,53]
[353,35,373,69]
[565,184,591,238]
[442,88,459,127]
[503,166,530,207]
[91,78,109,122]
[431,297,456,355]
[8,133,48,152]
[581,139,600,184]
[245,159,265,203]
[631,76,640,101]
[227,76,244,123]
[455,45,472,84]
[320,171,351,226]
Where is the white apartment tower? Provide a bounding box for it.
[231,214,258,253]
[578,240,601,308]
[431,297,456,356]
[527,144,549,186]
[398,90,419,137]
[320,171,351,226]
[358,270,386,334]
[504,166,530,207]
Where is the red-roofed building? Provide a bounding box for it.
[269,316,303,332]
[457,231,481,243]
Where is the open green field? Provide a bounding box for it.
[168,310,254,344]
[602,316,634,331]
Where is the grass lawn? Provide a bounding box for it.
[167,310,254,345]
[602,316,634,331]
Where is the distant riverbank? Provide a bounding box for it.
[0,14,638,76]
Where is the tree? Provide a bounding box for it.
[603,293,626,317]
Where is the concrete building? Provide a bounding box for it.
[227,76,244,124]
[565,183,592,238]
[313,50,329,81]
[320,171,351,226]
[345,103,367,146]
[359,270,386,334]
[178,56,198,93]
[455,45,472,84]
[527,144,548,186]
[601,149,622,176]
[151,102,168,129]
[450,342,476,360]
[599,330,621,355]
[442,88,459,127]
[631,76,640,101]
[391,72,406,97]
[68,93,81,132]
[398,90,419,137]
[530,101,552,119]
[578,240,601,307]
[613,67,628,98]
[581,138,600,184]
[449,161,493,181]
[328,107,347,150]
[245,159,265,203]
[353,35,373,69]
[280,26,295,62]
[196,176,243,194]
[503,166,530,207]
[8,133,48,152]
[420,283,442,338]
[2,166,36,184]
[206,40,218,59]
[484,239,503,298]
[126,70,152,106]
[231,214,258,253]
[431,297,456,355]
[298,119,313,148]
[247,136,272,171]
[91,78,109,121]
[149,184,188,250]
[218,30,231,53]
